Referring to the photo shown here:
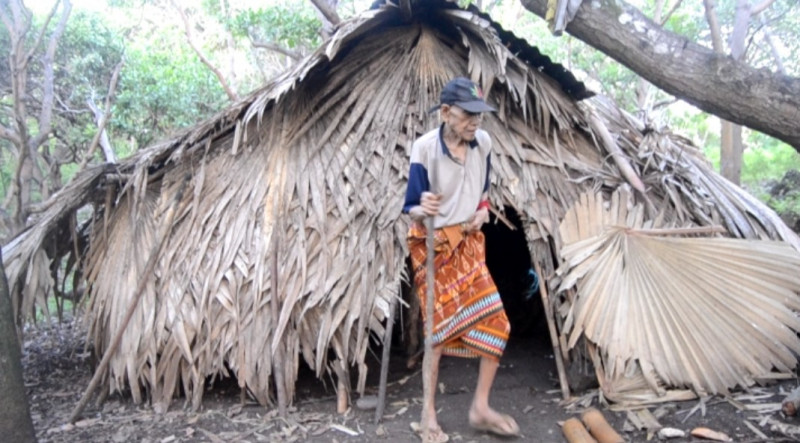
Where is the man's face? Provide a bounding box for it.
[442,105,483,141]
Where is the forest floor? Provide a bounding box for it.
[22,317,800,443]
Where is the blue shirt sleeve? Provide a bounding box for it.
[403,162,429,213]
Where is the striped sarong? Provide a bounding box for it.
[408,223,510,361]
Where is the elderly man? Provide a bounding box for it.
[403,77,520,442]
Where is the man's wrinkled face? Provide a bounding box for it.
[442,105,483,142]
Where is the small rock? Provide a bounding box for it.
[355,395,378,410]
[112,424,135,442]
[657,427,686,439]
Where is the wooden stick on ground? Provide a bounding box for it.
[336,368,348,414]
[374,296,398,424]
[535,261,570,400]
[69,173,190,423]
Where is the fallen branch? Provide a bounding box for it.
[68,173,190,423]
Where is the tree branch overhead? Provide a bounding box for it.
[521,0,800,151]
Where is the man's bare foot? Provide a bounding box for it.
[468,406,520,437]
[411,421,450,443]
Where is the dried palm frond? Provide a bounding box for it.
[557,190,800,402]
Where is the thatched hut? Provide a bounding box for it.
[4,0,800,411]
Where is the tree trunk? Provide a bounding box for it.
[0,248,37,442]
[519,0,800,152]
[719,120,744,183]
[634,0,664,113]
[719,0,751,185]
[704,0,744,184]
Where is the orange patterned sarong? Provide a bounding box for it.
[408,223,510,361]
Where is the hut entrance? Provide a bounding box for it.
[483,207,544,338]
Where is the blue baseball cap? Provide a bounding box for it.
[429,77,496,113]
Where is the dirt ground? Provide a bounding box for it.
[22,318,800,443]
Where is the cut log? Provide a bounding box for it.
[336,367,349,414]
[563,417,598,443]
[581,408,624,443]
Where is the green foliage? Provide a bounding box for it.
[662,2,706,41]
[107,0,142,7]
[112,41,228,149]
[766,191,800,216]
[60,10,125,77]
[227,5,320,50]
[749,0,800,76]
[741,141,800,188]
[668,106,720,158]
[0,148,12,205]
[0,7,127,206]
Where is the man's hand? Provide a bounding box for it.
[410,192,442,220]
[464,207,489,232]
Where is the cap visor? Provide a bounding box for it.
[455,100,496,113]
[427,104,442,114]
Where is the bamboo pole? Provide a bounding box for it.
[535,261,570,401]
[374,296,398,424]
[69,173,190,423]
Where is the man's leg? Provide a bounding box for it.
[468,356,519,435]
